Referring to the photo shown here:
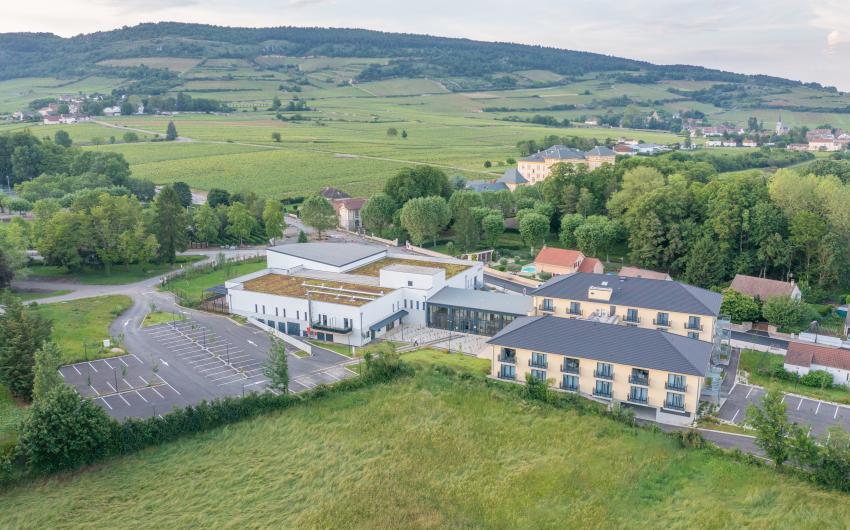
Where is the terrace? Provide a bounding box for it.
[242,273,392,307]
[350,257,470,278]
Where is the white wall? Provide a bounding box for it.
[379,268,445,291]
[266,248,386,273]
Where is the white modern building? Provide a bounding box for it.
[225,243,485,346]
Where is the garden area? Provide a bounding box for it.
[739,349,850,405]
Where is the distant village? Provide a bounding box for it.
[10,93,147,125]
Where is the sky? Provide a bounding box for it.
[3,0,850,90]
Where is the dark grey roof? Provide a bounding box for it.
[497,168,528,184]
[532,272,721,316]
[369,309,408,331]
[268,242,384,268]
[466,180,508,192]
[488,316,712,376]
[587,146,616,156]
[429,287,532,315]
[320,187,351,200]
[521,144,586,162]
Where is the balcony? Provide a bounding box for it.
[652,318,670,328]
[663,401,686,412]
[623,315,641,324]
[560,383,579,392]
[311,321,352,334]
[537,304,555,313]
[498,372,516,381]
[529,359,548,369]
[593,370,614,381]
[561,363,580,375]
[628,394,649,405]
[498,354,517,364]
[685,322,704,331]
[593,389,612,399]
[566,307,583,316]
[628,375,649,386]
[665,382,687,392]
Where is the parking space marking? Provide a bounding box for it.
[745,386,754,399]
[72,364,81,375]
[99,397,113,410]
[731,409,740,423]
[103,358,115,369]
[135,390,148,403]
[87,361,99,373]
[797,397,804,411]
[816,401,822,414]
[118,357,129,367]
[836,407,840,420]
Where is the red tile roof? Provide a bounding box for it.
[534,247,583,268]
[332,197,366,211]
[729,274,797,300]
[577,257,602,273]
[618,266,671,281]
[785,342,850,371]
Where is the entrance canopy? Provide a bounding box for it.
[369,310,409,332]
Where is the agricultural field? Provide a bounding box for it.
[1,365,849,528]
[0,76,124,114]
[97,57,203,73]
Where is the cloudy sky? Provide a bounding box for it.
[3,0,850,90]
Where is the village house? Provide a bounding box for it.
[618,266,671,281]
[808,136,843,152]
[741,139,758,148]
[319,186,350,200]
[784,342,850,387]
[332,197,366,231]
[787,143,810,152]
[729,274,801,302]
[533,247,603,276]
[613,144,637,156]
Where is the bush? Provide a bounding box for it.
[678,429,705,449]
[762,296,803,329]
[801,370,833,389]
[16,385,113,473]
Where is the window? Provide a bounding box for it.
[609,305,616,317]
[595,362,613,379]
[655,312,669,327]
[404,299,408,309]
[530,352,547,369]
[666,374,686,392]
[626,308,639,323]
[262,305,266,315]
[569,301,582,315]
[530,369,547,381]
[499,364,516,380]
[687,316,702,331]
[275,307,279,317]
[629,368,649,386]
[688,332,699,340]
[407,280,413,287]
[416,301,420,310]
[283,309,286,318]
[499,348,516,363]
[296,311,300,320]
[665,392,685,410]
[542,298,554,311]
[561,357,579,374]
[561,374,578,391]
[629,386,648,403]
[594,380,612,397]
[254,304,258,314]
[343,318,351,329]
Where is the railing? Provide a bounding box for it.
[628,375,649,386]
[498,354,517,364]
[685,322,704,331]
[560,383,579,392]
[537,304,555,313]
[665,382,687,392]
[498,372,516,381]
[311,321,353,334]
[529,359,548,369]
[561,363,580,374]
[594,370,614,380]
[623,315,641,324]
[663,401,686,411]
[593,389,612,398]
[652,319,670,327]
[566,307,583,316]
[628,394,648,404]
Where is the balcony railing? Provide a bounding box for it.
[663,401,686,411]
[594,370,614,380]
[311,321,352,334]
[529,359,548,369]
[498,354,517,364]
[537,304,555,313]
[652,319,670,327]
[566,307,583,316]
[628,394,648,405]
[665,381,687,392]
[561,363,580,374]
[593,389,612,398]
[685,322,704,331]
[560,383,579,392]
[498,372,516,381]
[628,375,649,386]
[623,315,641,324]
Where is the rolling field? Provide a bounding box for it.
[1,365,848,528]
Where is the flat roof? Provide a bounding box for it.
[243,272,392,307]
[532,272,721,316]
[351,257,470,278]
[429,287,532,315]
[489,316,711,376]
[381,263,443,276]
[267,242,385,268]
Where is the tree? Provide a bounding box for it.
[31,341,63,402]
[89,194,143,275]
[37,210,85,270]
[762,295,803,329]
[298,229,308,243]
[271,132,281,142]
[226,202,256,246]
[17,385,113,473]
[483,160,492,168]
[383,166,451,205]
[721,289,761,323]
[0,296,53,400]
[300,195,337,238]
[482,213,505,248]
[152,185,189,263]
[123,131,139,143]
[0,248,14,288]
[386,127,398,137]
[682,234,729,288]
[360,194,397,235]
[448,190,483,222]
[263,336,289,393]
[747,387,796,467]
[120,100,135,115]
[573,215,616,258]
[165,121,178,141]
[454,209,480,251]
[207,188,231,208]
[399,196,450,246]
[271,96,281,110]
[53,130,72,148]
[519,212,549,253]
[172,181,193,208]
[262,199,285,244]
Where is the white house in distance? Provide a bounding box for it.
[784,341,850,387]
[225,243,484,346]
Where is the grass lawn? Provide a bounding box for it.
[142,311,181,328]
[1,366,849,527]
[293,350,311,358]
[739,349,850,405]
[10,289,72,301]
[309,340,354,357]
[24,255,206,285]
[30,295,134,364]
[161,258,266,303]
[0,384,27,446]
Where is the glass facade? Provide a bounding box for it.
[427,303,522,336]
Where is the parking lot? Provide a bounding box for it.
[718,383,850,436]
[62,316,358,420]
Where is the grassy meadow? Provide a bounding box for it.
[161,258,267,303]
[24,255,205,285]
[1,361,849,528]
